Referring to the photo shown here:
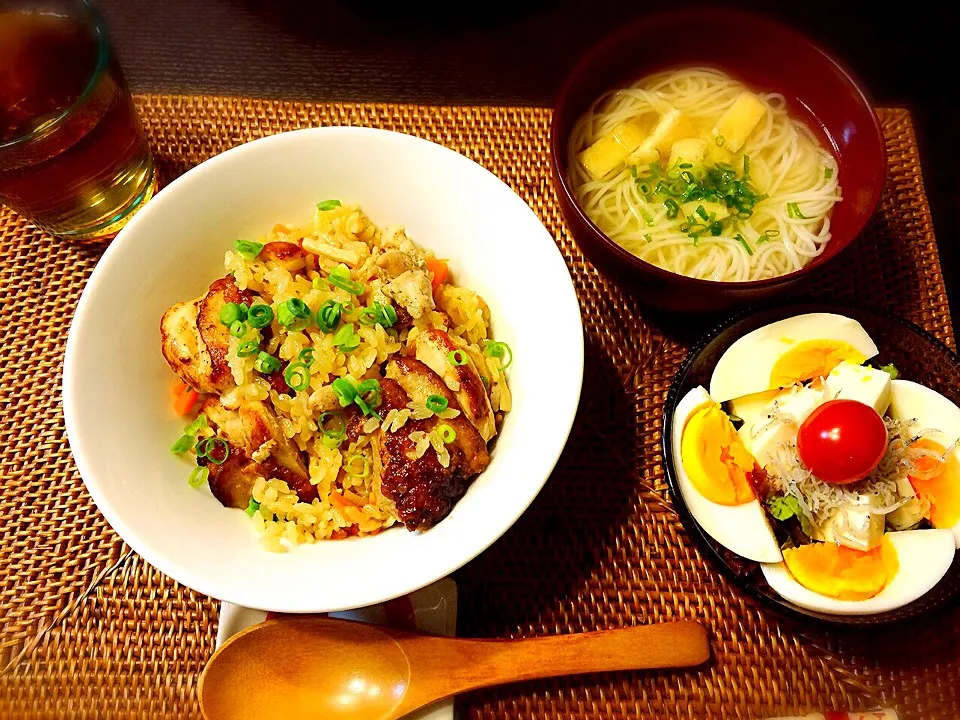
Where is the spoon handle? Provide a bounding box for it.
[397,620,709,715]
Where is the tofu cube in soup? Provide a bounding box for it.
[712,91,766,152]
[668,137,708,169]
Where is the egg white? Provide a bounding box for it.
[888,380,960,547]
[672,386,782,564]
[709,313,879,403]
[760,529,955,615]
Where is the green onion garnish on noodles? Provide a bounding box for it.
[695,205,709,221]
[484,340,513,369]
[709,222,723,236]
[644,233,653,243]
[327,266,364,295]
[742,155,750,179]
[247,304,274,328]
[345,455,370,478]
[735,234,754,256]
[229,320,247,338]
[183,414,208,436]
[331,378,358,407]
[824,167,834,179]
[447,349,468,366]
[766,229,780,237]
[170,434,194,455]
[426,394,449,414]
[787,202,808,219]
[332,323,361,351]
[678,162,693,169]
[284,362,311,392]
[317,199,342,212]
[188,466,209,488]
[316,300,343,333]
[298,348,315,367]
[437,424,457,444]
[715,135,725,147]
[219,302,247,326]
[630,166,638,179]
[254,351,281,374]
[277,298,310,331]
[663,198,679,219]
[245,498,260,517]
[237,339,260,357]
[233,239,263,259]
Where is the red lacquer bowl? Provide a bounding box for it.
[551,9,886,312]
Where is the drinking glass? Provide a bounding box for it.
[0,0,155,240]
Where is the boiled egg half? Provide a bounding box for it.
[671,386,781,563]
[761,529,954,615]
[710,313,878,403]
[888,379,960,547]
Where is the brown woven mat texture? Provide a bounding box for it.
[1,98,957,719]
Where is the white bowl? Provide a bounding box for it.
[64,127,583,613]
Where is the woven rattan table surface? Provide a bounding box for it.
[0,97,956,719]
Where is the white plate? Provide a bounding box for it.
[64,127,583,612]
[216,579,457,720]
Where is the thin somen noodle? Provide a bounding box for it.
[568,67,841,282]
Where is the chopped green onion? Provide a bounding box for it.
[483,340,513,369]
[715,135,725,147]
[245,498,260,517]
[332,323,361,352]
[237,339,260,357]
[171,434,194,454]
[437,424,456,444]
[742,155,750,179]
[284,362,311,392]
[879,363,900,380]
[638,183,650,195]
[359,302,397,328]
[447,349,468,366]
[277,298,310,331]
[663,198,679,219]
[321,434,344,449]
[644,233,653,243]
[233,239,263,260]
[735,234,754,256]
[312,276,329,290]
[678,162,693,169]
[331,378,358,407]
[327,266,363,295]
[345,455,370,478]
[196,436,230,465]
[426,394,448,414]
[630,166,638,179]
[183,414,208,436]
[319,412,346,440]
[247,304,274,328]
[229,320,247,338]
[254,351,281,374]
[787,202,808,219]
[188,466,209,488]
[766,229,780,237]
[709,222,723,237]
[824,167,834,179]
[317,199,342,212]
[695,204,709,221]
[298,348,315,366]
[316,300,343,333]
[756,234,772,245]
[355,379,382,415]
[219,302,247,326]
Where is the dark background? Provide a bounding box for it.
[96,0,959,316]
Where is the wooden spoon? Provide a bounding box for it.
[199,617,709,720]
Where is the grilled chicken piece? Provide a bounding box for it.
[375,357,489,530]
[201,397,314,507]
[260,241,307,273]
[160,275,252,394]
[376,250,418,279]
[413,329,496,442]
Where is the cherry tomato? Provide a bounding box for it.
[796,399,888,485]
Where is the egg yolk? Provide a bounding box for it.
[769,340,867,388]
[680,404,756,506]
[782,537,899,601]
[908,438,960,529]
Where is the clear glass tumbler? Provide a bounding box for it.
[0,0,155,240]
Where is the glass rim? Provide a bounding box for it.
[0,0,111,152]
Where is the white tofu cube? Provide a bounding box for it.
[738,385,822,469]
[824,361,892,415]
[812,494,886,551]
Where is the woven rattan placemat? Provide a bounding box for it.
[1,98,956,719]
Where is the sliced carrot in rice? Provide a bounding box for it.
[172,380,200,416]
[426,258,449,292]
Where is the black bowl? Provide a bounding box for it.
[663,303,960,625]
